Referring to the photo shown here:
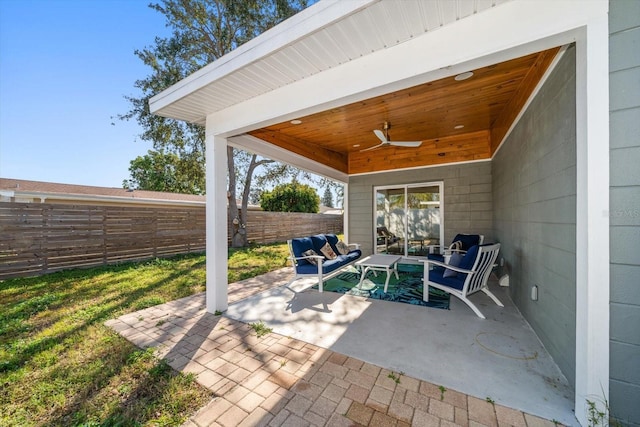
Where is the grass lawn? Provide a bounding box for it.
[0,241,291,427]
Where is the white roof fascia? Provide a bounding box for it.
[228,134,348,183]
[149,0,378,115]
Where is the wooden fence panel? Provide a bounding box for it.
[0,202,342,279]
[0,202,206,279]
[241,211,343,244]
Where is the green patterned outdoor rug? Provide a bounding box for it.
[313,263,450,310]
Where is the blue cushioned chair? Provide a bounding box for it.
[427,233,484,262]
[421,243,502,319]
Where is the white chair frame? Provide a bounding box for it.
[428,234,484,255]
[421,243,502,319]
[287,240,360,292]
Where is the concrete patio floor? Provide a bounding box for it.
[106,267,576,427]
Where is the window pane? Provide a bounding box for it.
[375,189,405,254]
[407,186,441,256]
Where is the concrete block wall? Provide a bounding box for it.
[348,161,492,255]
[609,0,640,424]
[492,46,577,387]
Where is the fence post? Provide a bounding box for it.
[102,207,107,266]
[42,205,49,274]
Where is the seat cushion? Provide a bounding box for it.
[292,235,361,275]
[295,252,361,275]
[341,250,361,262]
[428,268,465,290]
[295,262,320,275]
[427,253,445,262]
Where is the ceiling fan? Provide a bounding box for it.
[360,121,423,152]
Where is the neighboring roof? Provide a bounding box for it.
[319,205,343,215]
[0,178,205,205]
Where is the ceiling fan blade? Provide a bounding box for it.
[360,141,387,152]
[373,129,387,143]
[389,140,422,148]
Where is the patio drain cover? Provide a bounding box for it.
[475,332,538,360]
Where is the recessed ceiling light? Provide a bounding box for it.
[353,144,360,148]
[454,71,474,81]
[454,124,464,129]
[290,119,302,125]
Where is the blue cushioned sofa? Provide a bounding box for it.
[287,234,361,292]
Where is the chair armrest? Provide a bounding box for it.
[289,254,324,262]
[425,244,442,254]
[425,245,467,255]
[420,259,476,275]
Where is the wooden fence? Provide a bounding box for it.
[0,202,343,279]
[0,202,206,279]
[241,211,343,245]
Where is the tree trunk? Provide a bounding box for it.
[228,148,275,248]
[228,146,245,248]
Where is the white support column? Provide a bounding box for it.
[342,183,349,243]
[574,13,610,426]
[205,122,228,313]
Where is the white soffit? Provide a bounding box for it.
[150,0,509,125]
[228,134,349,183]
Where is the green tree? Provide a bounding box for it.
[123,150,205,194]
[119,0,312,247]
[260,182,319,213]
[321,187,334,208]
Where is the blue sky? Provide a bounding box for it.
[0,0,171,188]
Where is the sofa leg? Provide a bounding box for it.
[317,264,323,292]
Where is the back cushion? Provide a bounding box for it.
[453,234,480,251]
[291,237,314,260]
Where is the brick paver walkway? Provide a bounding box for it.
[105,269,561,427]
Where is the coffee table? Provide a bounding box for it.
[355,254,402,293]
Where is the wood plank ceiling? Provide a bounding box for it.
[249,46,560,175]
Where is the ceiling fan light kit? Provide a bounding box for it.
[360,121,423,152]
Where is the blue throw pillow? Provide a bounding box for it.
[443,252,463,278]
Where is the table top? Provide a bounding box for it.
[355,254,402,268]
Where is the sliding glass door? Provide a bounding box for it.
[374,182,443,257]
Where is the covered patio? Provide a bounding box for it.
[149,1,610,425]
[223,271,575,424]
[108,267,571,426]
